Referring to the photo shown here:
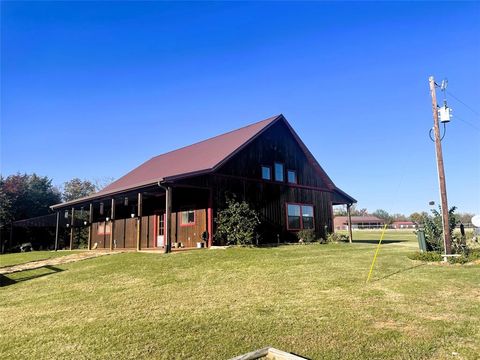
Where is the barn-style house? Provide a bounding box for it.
[51,114,356,251]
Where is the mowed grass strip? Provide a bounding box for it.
[0,232,479,360]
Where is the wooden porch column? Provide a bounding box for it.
[347,203,353,243]
[207,189,213,248]
[69,207,75,250]
[136,192,142,251]
[87,203,93,250]
[110,198,115,251]
[164,186,172,253]
[54,211,60,251]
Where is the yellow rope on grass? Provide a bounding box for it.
[366,223,389,283]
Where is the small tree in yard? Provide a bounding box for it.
[422,206,457,252]
[215,197,260,245]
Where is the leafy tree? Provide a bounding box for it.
[422,206,457,252]
[358,208,369,216]
[334,204,367,217]
[391,213,408,221]
[215,196,260,245]
[372,209,392,223]
[62,178,96,202]
[93,177,115,192]
[409,212,427,224]
[457,212,475,224]
[0,184,12,228]
[333,205,347,216]
[0,173,61,222]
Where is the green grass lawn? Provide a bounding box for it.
[1,231,479,359]
[0,250,81,268]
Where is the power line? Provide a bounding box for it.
[446,90,480,117]
[455,113,480,132]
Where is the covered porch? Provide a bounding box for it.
[51,183,214,252]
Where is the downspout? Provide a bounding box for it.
[157,180,171,253]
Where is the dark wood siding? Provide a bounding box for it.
[216,120,330,189]
[114,220,125,249]
[140,215,155,249]
[124,218,137,248]
[171,209,207,248]
[210,175,332,243]
[91,221,110,249]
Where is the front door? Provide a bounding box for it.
[157,213,165,247]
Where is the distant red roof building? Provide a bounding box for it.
[391,221,416,229]
[334,216,385,230]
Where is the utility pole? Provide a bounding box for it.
[429,76,451,255]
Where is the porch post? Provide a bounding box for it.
[207,189,213,247]
[110,198,115,251]
[87,203,93,250]
[164,186,172,253]
[54,211,60,251]
[136,192,142,251]
[70,207,75,250]
[347,203,353,243]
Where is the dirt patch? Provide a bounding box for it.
[0,251,118,275]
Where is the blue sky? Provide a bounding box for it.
[1,1,479,215]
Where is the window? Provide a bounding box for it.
[158,214,165,236]
[274,163,284,182]
[97,222,111,235]
[287,170,297,184]
[181,210,195,226]
[286,203,314,230]
[301,205,314,229]
[261,166,271,180]
[287,204,301,229]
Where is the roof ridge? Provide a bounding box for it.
[147,114,281,161]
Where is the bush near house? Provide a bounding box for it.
[215,197,260,246]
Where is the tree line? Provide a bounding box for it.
[0,173,113,229]
[333,204,475,225]
[1,172,475,229]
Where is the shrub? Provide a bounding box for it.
[296,229,316,243]
[408,251,443,262]
[326,232,348,244]
[408,249,480,264]
[421,206,457,252]
[215,196,260,246]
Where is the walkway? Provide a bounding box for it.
[0,251,117,275]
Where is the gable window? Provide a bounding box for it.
[181,210,195,226]
[274,163,284,182]
[286,203,314,230]
[287,170,297,184]
[261,166,271,180]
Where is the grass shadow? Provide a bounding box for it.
[352,239,407,245]
[0,265,64,288]
[372,263,426,282]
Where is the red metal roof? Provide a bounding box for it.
[96,115,280,196]
[52,114,354,209]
